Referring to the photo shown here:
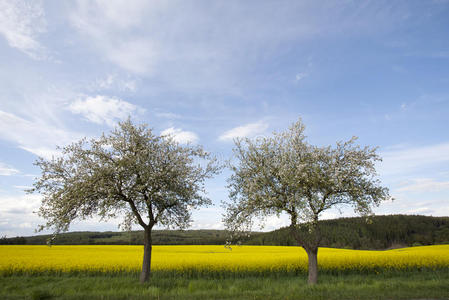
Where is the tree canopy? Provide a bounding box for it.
[29,119,221,282]
[224,118,390,284]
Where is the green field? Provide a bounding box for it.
[1,271,449,299]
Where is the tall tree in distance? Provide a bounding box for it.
[224,119,390,284]
[29,119,221,283]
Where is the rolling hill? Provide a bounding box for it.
[2,215,448,249]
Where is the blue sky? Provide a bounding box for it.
[1,0,449,237]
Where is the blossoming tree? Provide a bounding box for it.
[224,119,390,284]
[29,119,221,283]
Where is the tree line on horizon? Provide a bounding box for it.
[3,215,447,249]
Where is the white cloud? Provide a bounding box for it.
[0,193,41,216]
[295,72,308,82]
[94,74,137,92]
[188,221,224,230]
[219,121,269,141]
[70,0,157,74]
[161,127,199,144]
[66,1,414,95]
[68,95,144,127]
[405,207,435,215]
[73,0,148,30]
[0,193,130,236]
[397,178,449,193]
[0,193,44,236]
[0,162,19,176]
[379,142,449,176]
[0,0,47,59]
[0,110,81,159]
[13,185,32,190]
[105,39,157,74]
[262,215,290,231]
[20,147,61,159]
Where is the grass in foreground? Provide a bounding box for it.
[1,271,449,299]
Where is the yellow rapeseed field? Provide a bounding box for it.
[0,245,448,275]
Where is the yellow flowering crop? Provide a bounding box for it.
[0,245,448,275]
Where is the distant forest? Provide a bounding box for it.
[2,215,449,250]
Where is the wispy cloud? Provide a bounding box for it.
[105,39,157,75]
[295,72,308,82]
[0,193,43,236]
[93,74,137,92]
[13,185,32,190]
[0,194,41,217]
[68,1,411,95]
[379,142,449,176]
[68,95,144,127]
[219,121,269,141]
[70,0,156,74]
[0,162,19,176]
[0,110,80,159]
[161,127,199,144]
[405,207,435,215]
[397,178,449,192]
[0,0,47,59]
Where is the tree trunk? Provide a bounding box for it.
[139,227,152,283]
[305,246,318,285]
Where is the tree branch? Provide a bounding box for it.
[154,201,179,223]
[122,197,148,229]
